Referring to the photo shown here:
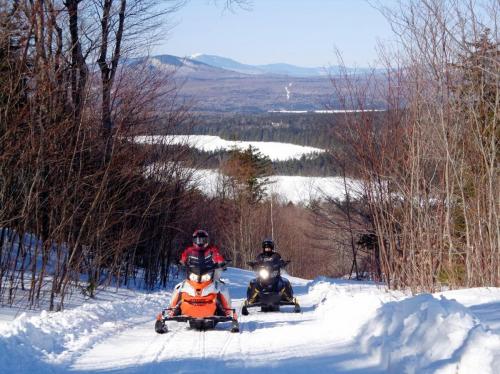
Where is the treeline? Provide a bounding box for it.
[181,147,352,279]
[166,109,390,177]
[313,0,499,291]
[272,152,339,176]
[171,112,358,149]
[0,0,351,312]
[186,147,339,177]
[3,0,493,311]
[0,0,204,309]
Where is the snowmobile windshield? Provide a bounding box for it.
[257,256,283,271]
[186,255,217,276]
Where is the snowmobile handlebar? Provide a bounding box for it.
[178,259,231,269]
[247,259,291,268]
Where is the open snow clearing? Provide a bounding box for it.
[2,268,500,373]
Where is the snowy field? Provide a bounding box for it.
[190,169,362,204]
[2,268,500,373]
[137,135,363,204]
[135,135,324,161]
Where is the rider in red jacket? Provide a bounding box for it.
[166,230,227,317]
[180,229,226,267]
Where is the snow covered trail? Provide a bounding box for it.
[69,270,390,374]
[2,268,500,373]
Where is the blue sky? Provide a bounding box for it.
[154,0,396,67]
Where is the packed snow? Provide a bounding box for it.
[2,268,500,373]
[135,135,324,161]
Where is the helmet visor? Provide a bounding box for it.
[262,241,274,251]
[193,234,208,246]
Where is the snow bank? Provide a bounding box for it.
[438,287,500,307]
[135,135,324,161]
[2,269,500,373]
[0,291,169,372]
[359,294,500,374]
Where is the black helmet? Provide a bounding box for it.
[262,238,274,252]
[192,229,209,248]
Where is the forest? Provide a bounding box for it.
[183,146,339,177]
[0,0,498,313]
[175,112,349,149]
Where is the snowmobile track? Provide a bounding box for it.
[217,328,235,359]
[151,323,184,363]
[197,329,206,360]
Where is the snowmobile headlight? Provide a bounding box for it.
[201,273,212,282]
[259,268,270,280]
[189,273,199,282]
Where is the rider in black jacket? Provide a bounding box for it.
[247,238,294,302]
[255,240,282,262]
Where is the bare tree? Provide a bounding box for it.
[327,0,499,291]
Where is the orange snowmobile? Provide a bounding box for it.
[155,254,239,333]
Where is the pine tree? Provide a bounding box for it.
[222,145,271,204]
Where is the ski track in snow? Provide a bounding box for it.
[2,268,500,373]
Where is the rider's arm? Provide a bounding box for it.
[179,248,189,265]
[273,253,287,266]
[211,246,226,265]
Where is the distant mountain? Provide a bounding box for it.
[126,54,382,113]
[189,54,330,77]
[188,54,263,75]
[126,54,247,79]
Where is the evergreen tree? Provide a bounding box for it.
[222,146,271,204]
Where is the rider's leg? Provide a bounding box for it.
[280,277,294,302]
[247,279,259,303]
[166,284,183,316]
[217,283,233,317]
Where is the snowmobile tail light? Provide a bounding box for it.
[189,273,199,282]
[259,268,270,280]
[201,273,212,282]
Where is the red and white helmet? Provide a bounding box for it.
[192,229,209,248]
